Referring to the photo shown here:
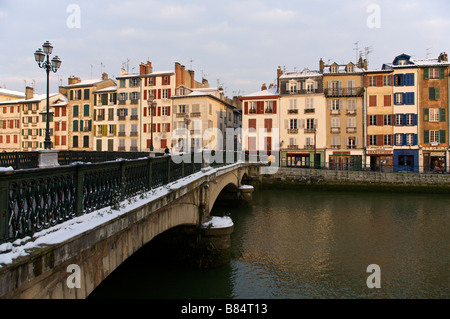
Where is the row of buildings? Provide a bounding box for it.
[1,51,450,172]
[0,61,242,154]
[241,53,450,172]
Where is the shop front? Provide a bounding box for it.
[422,149,447,173]
[366,148,394,172]
[393,149,419,173]
[328,151,362,171]
[281,150,324,168]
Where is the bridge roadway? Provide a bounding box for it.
[0,161,261,299]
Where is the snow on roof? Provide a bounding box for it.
[0,88,25,98]
[243,86,278,98]
[94,86,117,93]
[322,65,364,74]
[0,93,60,105]
[280,68,322,79]
[64,79,105,88]
[411,58,450,67]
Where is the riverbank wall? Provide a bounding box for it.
[258,167,450,194]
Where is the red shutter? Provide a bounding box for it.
[158,107,161,116]
[158,89,161,99]
[376,75,383,87]
[168,89,171,99]
[167,123,170,132]
[145,78,148,86]
[265,137,272,151]
[144,90,147,101]
[384,95,392,106]
[167,106,171,116]
[167,76,171,85]
[153,107,156,117]
[157,123,161,132]
[161,139,167,148]
[143,124,147,133]
[244,102,248,115]
[377,134,384,146]
[272,101,277,114]
[365,76,369,87]
[147,139,151,149]
[265,119,272,132]
[55,108,60,117]
[257,101,264,114]
[249,119,256,130]
[377,115,383,126]
[144,107,147,117]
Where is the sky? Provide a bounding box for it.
[1,0,450,98]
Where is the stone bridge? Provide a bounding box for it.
[0,162,261,299]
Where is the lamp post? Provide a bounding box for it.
[184,115,191,153]
[34,41,61,150]
[147,94,157,151]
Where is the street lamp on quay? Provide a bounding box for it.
[184,115,191,153]
[147,94,157,152]
[34,41,62,150]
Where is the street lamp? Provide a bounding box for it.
[34,41,61,150]
[184,114,191,153]
[147,94,157,151]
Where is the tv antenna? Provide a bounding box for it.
[364,46,374,65]
[354,41,360,63]
[426,47,433,59]
[189,58,194,70]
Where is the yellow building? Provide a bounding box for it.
[92,85,118,151]
[364,69,394,169]
[322,59,366,169]
[62,75,115,150]
[172,87,241,152]
[0,88,25,102]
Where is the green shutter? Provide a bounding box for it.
[73,105,79,117]
[429,87,435,100]
[440,130,446,144]
[440,108,446,122]
[84,105,90,116]
[424,108,429,122]
[440,68,445,79]
[80,120,83,131]
[435,87,440,100]
[73,120,78,132]
[424,130,429,144]
[88,120,92,131]
[424,68,429,80]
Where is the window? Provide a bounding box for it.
[395,93,403,105]
[369,115,377,126]
[84,105,90,116]
[406,114,414,126]
[347,100,356,113]
[306,81,315,93]
[331,136,340,147]
[430,130,440,143]
[119,79,126,88]
[395,114,403,126]
[289,119,298,129]
[288,81,297,93]
[73,105,79,117]
[395,134,403,146]
[306,118,316,130]
[73,136,78,148]
[305,98,314,110]
[384,114,392,126]
[429,87,440,100]
[178,105,186,114]
[383,75,392,86]
[369,95,377,107]
[347,117,356,128]
[384,95,392,107]
[369,76,377,87]
[330,99,340,110]
[249,102,256,113]
[162,106,169,116]
[406,134,414,146]
[384,135,393,146]
[83,89,90,100]
[369,135,377,146]
[331,118,340,128]
[265,101,273,113]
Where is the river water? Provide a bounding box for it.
[89,188,449,299]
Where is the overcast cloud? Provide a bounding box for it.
[1,0,450,97]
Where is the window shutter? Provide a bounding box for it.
[429,87,435,100]
[376,76,383,87]
[435,87,440,100]
[413,134,418,146]
[73,120,78,132]
[244,102,248,115]
[168,89,171,99]
[440,68,445,79]
[167,106,171,116]
[440,108,446,122]
[158,107,161,116]
[273,101,277,114]
[424,108,429,122]
[413,114,418,126]
[284,119,288,129]
[440,130,446,144]
[365,76,369,88]
[402,114,407,126]
[402,134,407,146]
[425,131,432,145]
[377,115,383,126]
[167,123,170,132]
[157,123,161,132]
[424,68,429,80]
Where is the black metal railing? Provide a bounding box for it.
[0,151,258,244]
[0,152,39,170]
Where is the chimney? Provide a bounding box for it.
[319,58,325,73]
[102,72,108,80]
[181,65,186,85]
[261,83,267,91]
[68,76,81,85]
[25,86,34,100]
[175,62,182,87]
[358,56,363,69]
[188,70,195,88]
[277,66,283,80]
[364,59,368,70]
[438,52,448,62]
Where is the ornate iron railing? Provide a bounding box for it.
[0,152,39,170]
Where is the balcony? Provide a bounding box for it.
[190,112,201,118]
[118,116,126,121]
[304,128,316,134]
[130,131,138,137]
[304,108,315,114]
[331,127,340,134]
[265,108,273,114]
[304,145,315,150]
[130,146,138,152]
[346,109,357,115]
[130,115,138,120]
[330,109,340,115]
[324,88,363,97]
[176,112,187,118]
[287,129,298,134]
[118,132,126,137]
[287,145,299,150]
[346,127,357,133]
[288,109,298,114]
[118,146,126,151]
[331,145,341,149]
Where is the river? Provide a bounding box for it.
[89,188,449,299]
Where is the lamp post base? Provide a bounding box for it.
[38,149,60,168]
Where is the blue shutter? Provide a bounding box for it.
[413,134,418,146]
[413,114,418,126]
[402,114,407,126]
[402,134,407,146]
